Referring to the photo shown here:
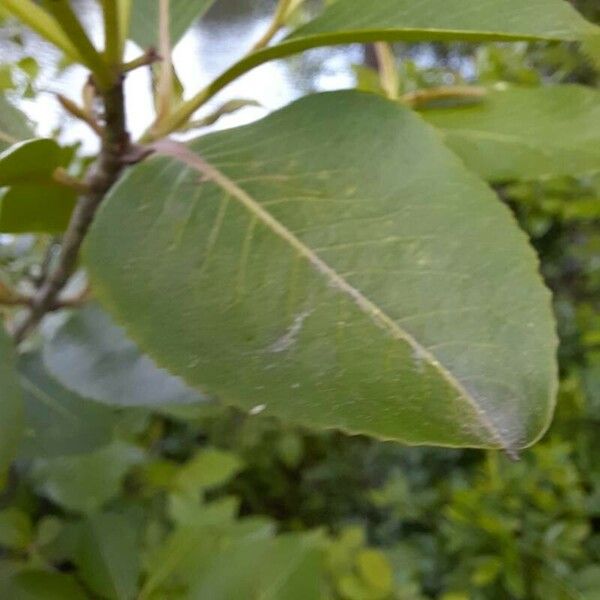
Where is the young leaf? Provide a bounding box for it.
[43,304,206,407]
[18,353,120,459]
[0,139,77,233]
[129,0,216,50]
[0,325,23,479]
[85,91,558,452]
[420,85,600,182]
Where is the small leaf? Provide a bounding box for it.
[0,509,33,551]
[85,91,558,451]
[43,304,206,407]
[0,97,32,156]
[0,139,76,233]
[129,0,216,49]
[18,353,120,459]
[187,533,324,600]
[174,449,242,495]
[31,441,145,514]
[0,325,23,479]
[421,85,600,182]
[4,570,87,600]
[76,512,141,600]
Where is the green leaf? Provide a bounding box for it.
[4,570,87,600]
[0,509,33,551]
[0,139,76,233]
[140,515,275,598]
[43,304,206,407]
[187,533,324,600]
[420,85,600,182]
[0,97,31,155]
[18,353,119,458]
[31,441,145,514]
[290,0,599,44]
[85,91,558,451]
[164,0,600,133]
[174,448,242,495]
[0,325,23,479]
[129,0,216,49]
[1,0,82,62]
[76,512,141,600]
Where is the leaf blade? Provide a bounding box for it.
[0,325,23,478]
[420,85,600,182]
[86,91,558,450]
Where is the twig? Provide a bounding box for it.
[402,86,487,108]
[56,93,103,136]
[250,0,294,53]
[374,42,399,100]
[176,99,261,132]
[52,168,90,194]
[155,0,173,126]
[13,79,130,343]
[122,48,160,72]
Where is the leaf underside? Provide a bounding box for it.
[44,304,205,408]
[85,91,558,451]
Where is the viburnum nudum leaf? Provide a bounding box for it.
[85,91,558,452]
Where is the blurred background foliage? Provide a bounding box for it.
[0,0,599,598]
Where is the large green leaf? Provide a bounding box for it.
[0,325,23,478]
[129,0,216,49]
[0,139,77,233]
[43,304,206,407]
[290,0,599,43]
[170,0,600,125]
[85,91,558,452]
[420,85,600,182]
[18,353,119,458]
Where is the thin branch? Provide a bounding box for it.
[374,42,399,100]
[13,79,130,343]
[101,0,122,67]
[122,48,161,72]
[402,86,487,108]
[56,93,103,136]
[154,0,173,126]
[52,168,90,194]
[250,0,294,53]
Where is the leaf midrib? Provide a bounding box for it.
[153,140,511,451]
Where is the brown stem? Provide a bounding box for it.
[13,79,130,343]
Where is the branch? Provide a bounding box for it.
[374,42,399,100]
[13,79,130,343]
